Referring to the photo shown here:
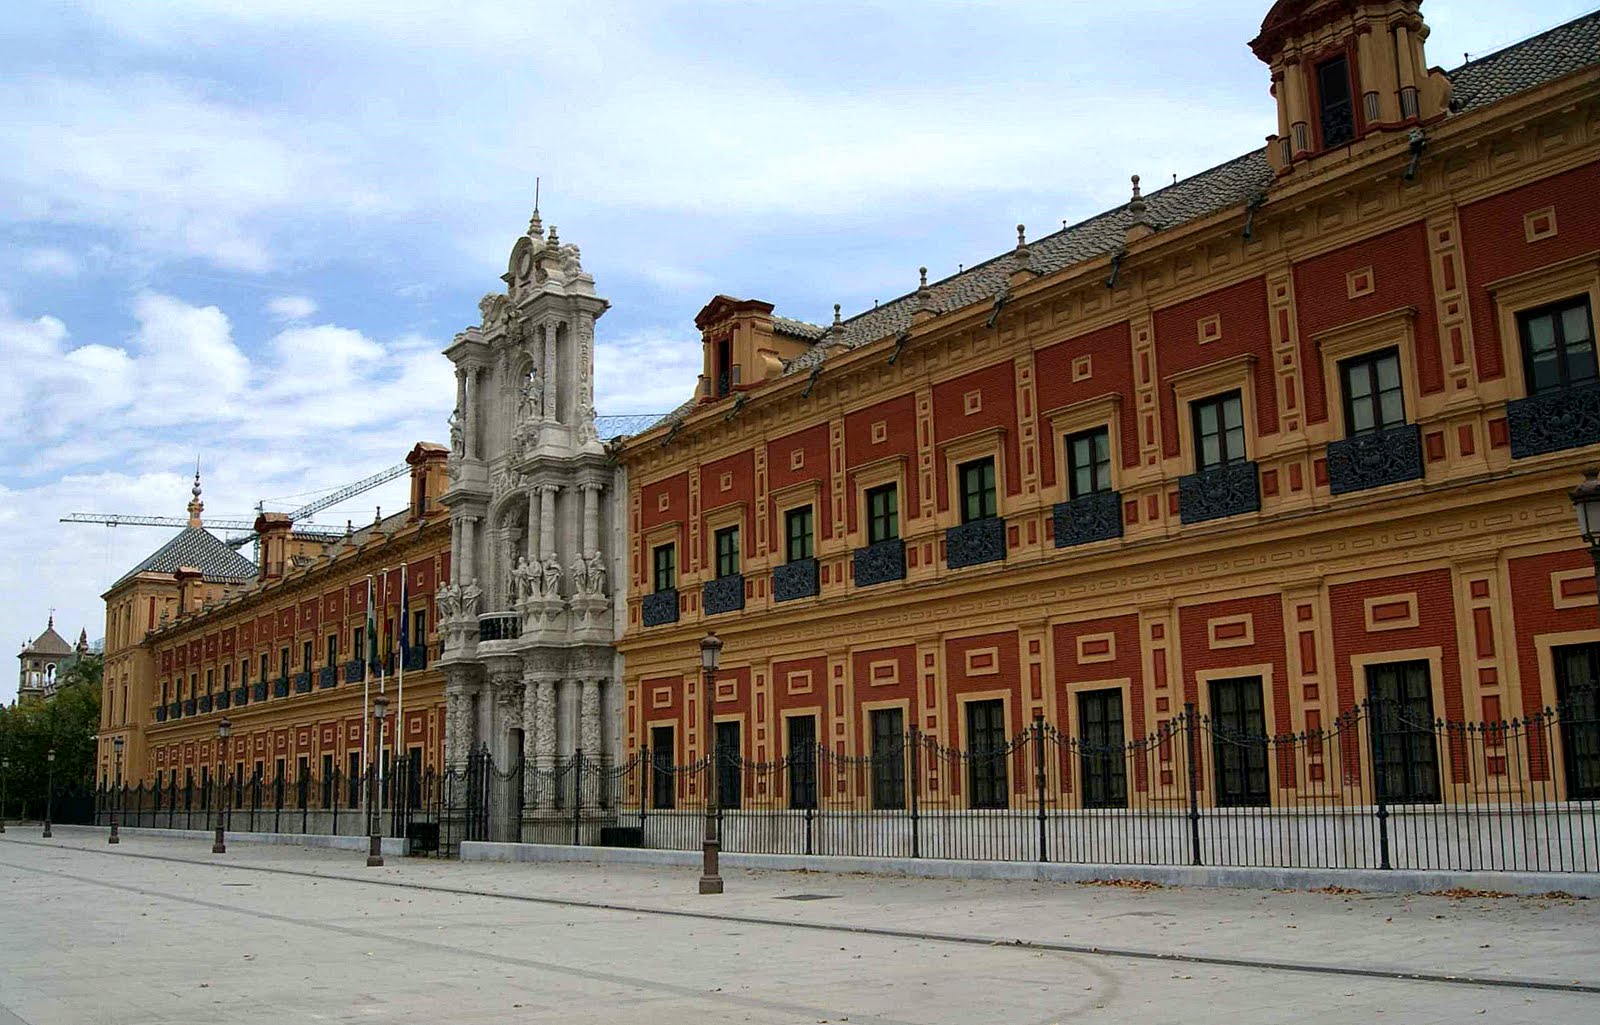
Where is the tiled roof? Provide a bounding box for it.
[22,624,73,657]
[772,315,828,342]
[646,9,1600,433]
[111,526,259,590]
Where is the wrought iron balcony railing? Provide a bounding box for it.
[1052,490,1123,548]
[154,705,167,723]
[234,685,249,707]
[215,689,231,710]
[344,659,365,683]
[703,573,745,615]
[773,558,819,602]
[182,698,197,716]
[852,538,906,587]
[318,666,338,689]
[272,676,290,699]
[292,671,312,694]
[168,701,181,720]
[403,644,428,672]
[642,588,679,627]
[479,612,521,642]
[197,694,213,713]
[945,517,1006,569]
[252,681,268,702]
[1178,461,1261,525]
[1326,424,1423,495]
[1506,383,1600,459]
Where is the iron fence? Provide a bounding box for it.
[95,699,1600,873]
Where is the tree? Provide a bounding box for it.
[0,655,102,821]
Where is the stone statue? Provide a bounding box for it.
[460,578,483,618]
[519,367,542,421]
[448,408,463,456]
[582,550,607,596]
[436,584,460,621]
[512,556,536,601]
[539,553,563,598]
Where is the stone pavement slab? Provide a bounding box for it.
[1,829,1596,1024]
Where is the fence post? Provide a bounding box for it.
[638,746,649,833]
[1184,703,1202,867]
[573,749,584,847]
[332,770,340,835]
[1034,714,1048,864]
[909,724,921,860]
[1367,700,1392,870]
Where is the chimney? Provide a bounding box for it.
[253,512,294,580]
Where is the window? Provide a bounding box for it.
[412,610,427,649]
[1066,426,1112,499]
[1209,677,1270,807]
[652,544,677,593]
[714,526,740,578]
[866,483,899,544]
[1366,660,1440,804]
[649,726,675,809]
[1192,391,1246,471]
[786,715,817,810]
[321,754,335,808]
[1519,297,1596,395]
[348,751,361,807]
[965,699,1009,809]
[205,669,214,694]
[870,708,906,810]
[1315,54,1354,148]
[1552,644,1600,801]
[279,647,290,678]
[301,640,313,672]
[326,634,337,667]
[161,680,169,704]
[352,627,364,661]
[296,756,310,808]
[784,506,814,563]
[1340,349,1405,435]
[259,653,269,683]
[1078,689,1127,810]
[222,663,231,688]
[189,673,197,699]
[714,721,742,810]
[958,457,997,524]
[714,337,732,397]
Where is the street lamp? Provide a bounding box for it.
[1,757,9,834]
[368,694,388,868]
[213,718,231,854]
[698,631,724,895]
[42,748,56,839]
[1571,469,1600,590]
[108,736,124,845]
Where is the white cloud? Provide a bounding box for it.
[266,295,318,321]
[22,248,80,276]
[594,327,702,415]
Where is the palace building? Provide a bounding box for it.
[614,0,1600,816]
[96,446,452,795]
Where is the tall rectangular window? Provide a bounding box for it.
[1552,643,1600,801]
[301,640,313,673]
[958,457,997,524]
[352,627,364,661]
[1079,688,1127,810]
[326,634,338,667]
[652,544,677,593]
[714,526,740,578]
[1209,677,1270,808]
[279,647,290,677]
[786,715,817,810]
[870,707,906,810]
[1366,660,1440,804]
[321,754,335,808]
[259,653,269,683]
[785,506,814,563]
[1519,297,1596,395]
[1316,54,1354,148]
[412,610,427,648]
[222,663,231,688]
[240,660,249,684]
[1340,349,1405,435]
[1192,392,1246,471]
[965,699,1009,809]
[205,668,214,695]
[866,483,899,544]
[714,721,742,810]
[649,725,676,810]
[1066,426,1112,498]
[348,751,361,807]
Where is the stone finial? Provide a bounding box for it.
[1017,223,1027,248]
[1012,223,1033,276]
[1125,174,1156,244]
[833,303,842,327]
[186,469,204,528]
[528,177,543,236]
[374,506,382,524]
[913,266,936,323]
[1128,175,1146,217]
[547,225,559,247]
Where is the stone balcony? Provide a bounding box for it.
[945,517,1006,569]
[478,612,522,642]
[773,558,819,602]
[1052,490,1123,548]
[1326,424,1423,495]
[1178,461,1260,525]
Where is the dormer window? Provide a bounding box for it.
[715,337,732,397]
[1316,55,1354,149]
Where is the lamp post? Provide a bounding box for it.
[214,718,231,854]
[368,694,388,868]
[698,631,724,895]
[1,757,9,834]
[108,736,124,844]
[1571,469,1600,611]
[42,748,56,839]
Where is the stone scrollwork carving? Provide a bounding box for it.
[945,517,1007,569]
[852,539,906,587]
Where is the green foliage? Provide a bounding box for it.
[0,656,103,819]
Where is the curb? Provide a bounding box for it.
[49,824,410,857]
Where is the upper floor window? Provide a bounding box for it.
[1316,55,1354,149]
[784,506,813,563]
[352,627,364,660]
[652,543,677,593]
[1340,348,1405,435]
[259,653,269,682]
[326,634,338,667]
[279,647,290,677]
[301,640,313,672]
[412,609,427,647]
[714,526,741,578]
[958,457,997,523]
[205,668,214,693]
[240,659,249,684]
[1066,427,1112,498]
[222,663,231,687]
[866,483,899,544]
[714,337,732,398]
[1192,391,1247,471]
[1519,297,1596,395]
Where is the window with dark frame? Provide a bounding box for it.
[326,634,337,667]
[714,720,742,810]
[650,725,676,809]
[1518,297,1596,395]
[321,753,335,808]
[714,526,740,578]
[965,699,1009,809]
[652,543,677,593]
[1078,688,1127,809]
[348,751,361,807]
[222,663,231,688]
[205,668,214,695]
[353,627,364,661]
[1209,677,1270,808]
[412,610,427,649]
[785,506,814,563]
[958,457,998,524]
[259,653,269,682]
[787,715,817,810]
[866,483,899,544]
[1366,660,1441,804]
[1066,426,1112,499]
[1552,643,1600,801]
[279,647,290,678]
[1192,391,1246,471]
[870,707,906,810]
[240,660,249,684]
[1340,348,1405,436]
[1316,54,1355,148]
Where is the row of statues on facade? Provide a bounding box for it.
[435,579,483,621]
[511,550,606,602]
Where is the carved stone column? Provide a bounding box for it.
[580,482,601,556]
[462,516,478,589]
[526,488,539,571]
[443,671,473,770]
[450,519,463,586]
[463,366,479,459]
[580,677,603,761]
[538,484,559,557]
[535,677,557,807]
[541,321,557,423]
[521,671,543,806]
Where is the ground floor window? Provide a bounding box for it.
[1209,676,1269,807]
[1367,660,1440,804]
[1078,688,1127,810]
[870,708,906,810]
[715,721,742,810]
[650,726,675,809]
[966,699,1008,809]
[1554,643,1600,800]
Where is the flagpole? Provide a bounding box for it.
[378,567,389,831]
[398,561,407,781]
[363,574,372,824]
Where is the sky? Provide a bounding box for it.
[1,0,1594,702]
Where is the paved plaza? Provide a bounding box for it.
[0,828,1597,1024]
